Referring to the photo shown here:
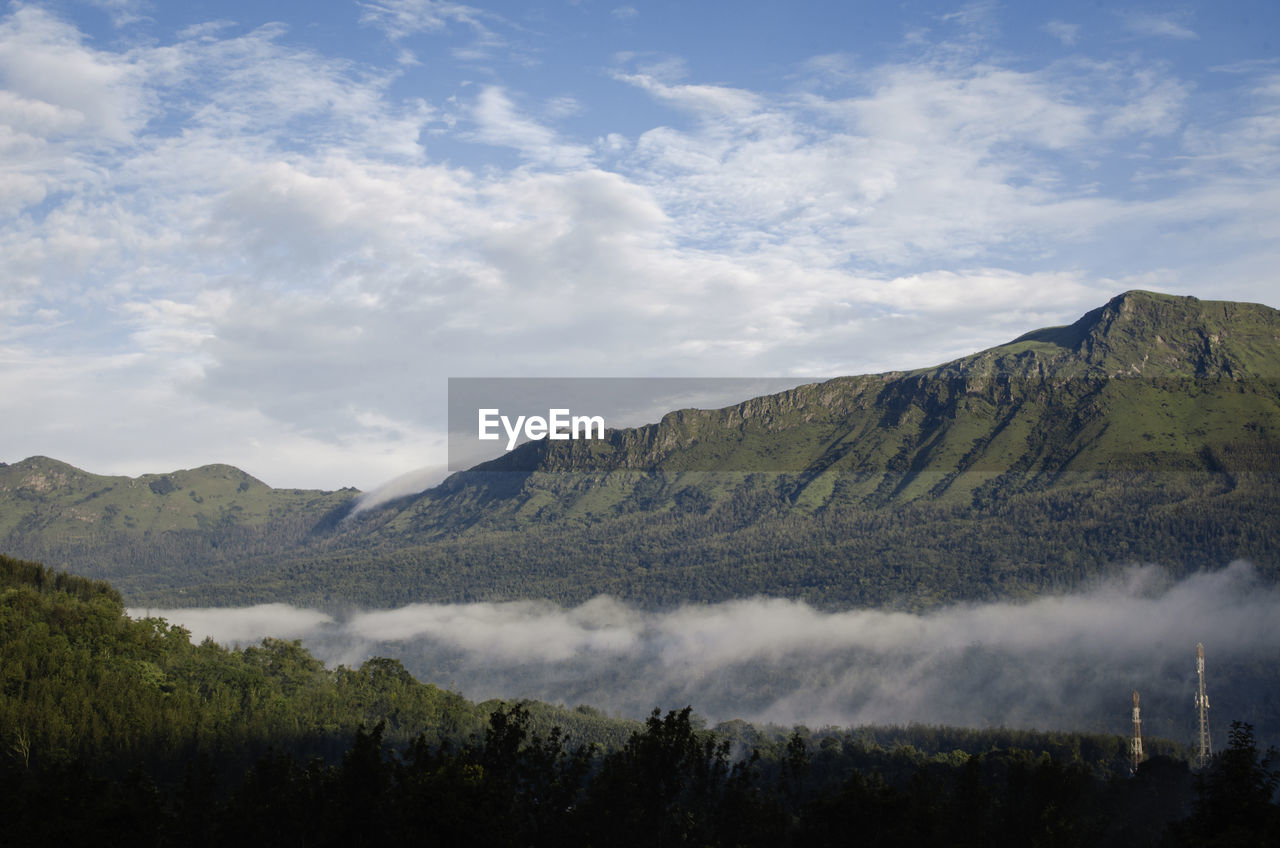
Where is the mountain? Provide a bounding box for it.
[5,291,1279,608]
[0,457,355,535]
[431,289,1279,510]
[0,457,357,595]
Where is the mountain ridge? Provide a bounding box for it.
[423,290,1278,517]
[0,454,353,536]
[4,290,1278,608]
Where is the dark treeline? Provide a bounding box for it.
[4,554,1279,846]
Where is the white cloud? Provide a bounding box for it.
[468,86,593,167]
[121,290,231,354]
[857,269,1098,314]
[347,596,642,661]
[1178,73,1280,176]
[0,340,443,489]
[936,0,1001,41]
[1100,66,1187,137]
[359,0,515,65]
[0,6,155,217]
[0,6,152,143]
[617,62,1108,271]
[614,72,763,120]
[545,95,582,119]
[358,0,486,40]
[1044,20,1079,46]
[1123,11,1198,41]
[132,604,336,643]
[83,0,149,28]
[352,464,450,512]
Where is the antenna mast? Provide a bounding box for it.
[1130,690,1143,774]
[1195,642,1212,768]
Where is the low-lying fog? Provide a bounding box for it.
[132,562,1280,742]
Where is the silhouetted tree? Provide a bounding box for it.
[1169,721,1280,846]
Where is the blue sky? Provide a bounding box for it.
[2,0,1278,489]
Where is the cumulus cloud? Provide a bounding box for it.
[146,563,1280,739]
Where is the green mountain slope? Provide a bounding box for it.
[6,291,1279,608]
[0,458,358,594]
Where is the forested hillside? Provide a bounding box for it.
[4,554,1278,846]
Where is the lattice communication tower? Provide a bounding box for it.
[1195,642,1212,768]
[1130,690,1143,774]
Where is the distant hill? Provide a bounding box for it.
[0,457,357,597]
[5,291,1279,608]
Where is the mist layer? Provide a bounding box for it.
[135,562,1280,742]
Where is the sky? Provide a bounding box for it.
[2,0,1278,490]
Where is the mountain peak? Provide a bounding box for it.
[1083,289,1279,336]
[1011,290,1193,346]
[2,456,103,494]
[1005,290,1280,378]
